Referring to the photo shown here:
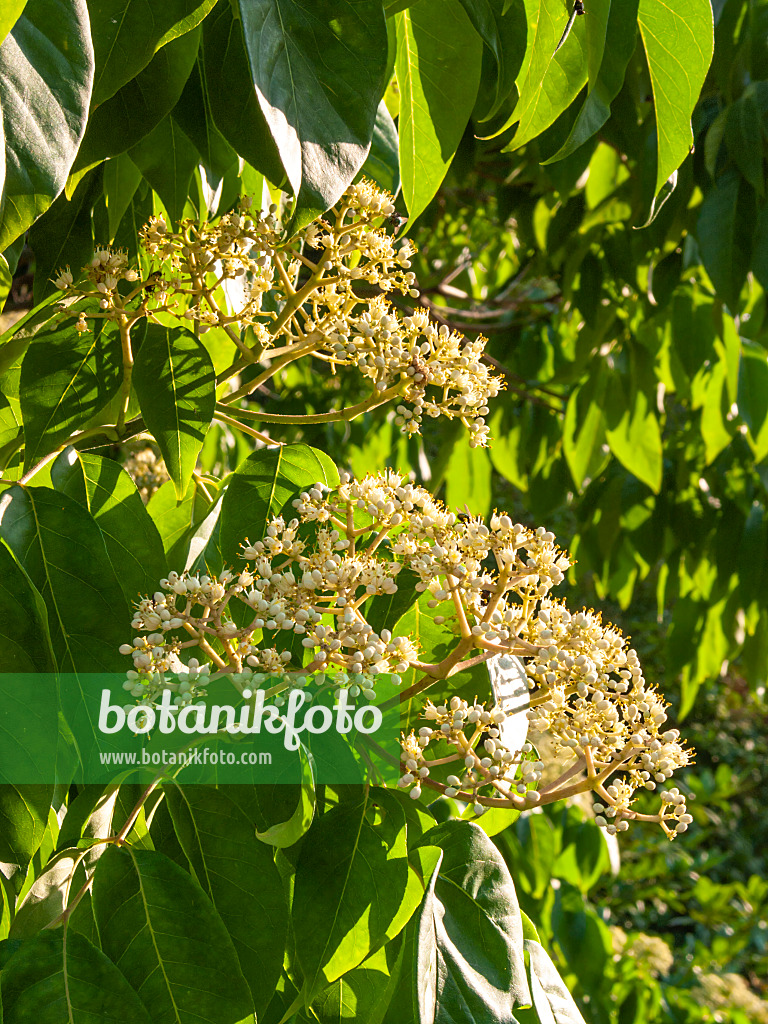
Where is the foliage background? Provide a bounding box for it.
[0,0,766,1022]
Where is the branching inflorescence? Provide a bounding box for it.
[120,469,692,839]
[51,179,502,450]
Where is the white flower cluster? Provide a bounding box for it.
[122,444,169,502]
[398,694,544,814]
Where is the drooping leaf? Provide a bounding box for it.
[51,449,168,605]
[93,845,253,1024]
[70,27,202,183]
[172,55,238,186]
[503,0,589,151]
[0,1,25,47]
[604,364,663,494]
[201,2,285,189]
[164,784,288,1017]
[458,0,528,120]
[219,444,339,565]
[132,323,217,499]
[0,0,94,250]
[292,788,421,1000]
[19,306,123,472]
[412,820,531,1022]
[28,165,103,303]
[360,101,401,196]
[87,0,216,108]
[0,928,153,1024]
[526,938,586,1024]
[236,0,389,218]
[725,91,765,196]
[129,115,201,225]
[104,153,143,242]
[0,485,129,672]
[546,0,638,162]
[697,167,754,310]
[737,337,768,461]
[395,0,483,223]
[638,0,714,194]
[563,362,608,489]
[0,538,56,673]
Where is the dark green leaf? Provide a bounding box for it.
[563,362,608,490]
[725,92,765,196]
[28,166,103,303]
[93,845,253,1024]
[219,444,339,565]
[413,820,531,1021]
[237,0,389,217]
[88,0,216,108]
[71,27,201,182]
[604,365,663,494]
[0,928,153,1024]
[129,115,200,225]
[458,0,528,120]
[737,337,768,461]
[638,0,714,193]
[201,2,285,189]
[360,101,401,196]
[132,323,216,499]
[292,788,421,999]
[172,55,238,186]
[165,784,288,1017]
[0,538,56,672]
[0,785,52,872]
[104,153,143,242]
[697,168,754,310]
[396,0,483,223]
[0,485,129,671]
[19,308,122,471]
[0,0,94,250]
[365,566,421,636]
[51,449,168,605]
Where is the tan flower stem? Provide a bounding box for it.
[218,380,406,426]
[116,315,134,434]
[214,411,277,446]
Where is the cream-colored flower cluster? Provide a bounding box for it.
[52,180,502,447]
[122,444,169,503]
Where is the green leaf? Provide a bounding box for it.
[737,337,768,461]
[104,153,143,242]
[129,115,200,225]
[0,928,153,1024]
[27,165,103,303]
[503,0,589,151]
[88,0,216,108]
[132,323,217,499]
[360,101,401,197]
[458,0,528,120]
[0,0,94,251]
[229,763,316,849]
[0,538,56,672]
[51,449,168,605]
[445,433,493,518]
[725,92,765,196]
[526,938,586,1024]
[19,308,123,472]
[638,0,714,194]
[93,846,253,1024]
[0,2,25,46]
[219,444,339,565]
[236,0,389,218]
[172,55,238,186]
[0,485,130,672]
[700,361,734,464]
[604,364,663,493]
[413,821,531,1020]
[396,0,483,223]
[697,168,754,310]
[201,2,285,189]
[0,785,53,873]
[365,566,421,636]
[563,362,608,490]
[164,785,288,1017]
[292,788,421,1000]
[71,27,202,183]
[309,942,403,1024]
[546,0,638,162]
